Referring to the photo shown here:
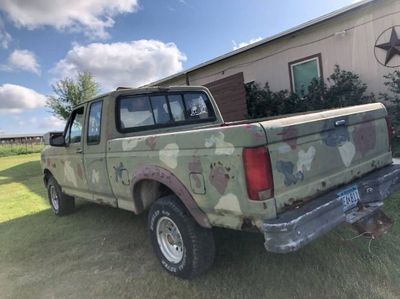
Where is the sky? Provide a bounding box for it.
[0,0,361,135]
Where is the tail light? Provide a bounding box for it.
[386,116,393,151]
[243,146,274,201]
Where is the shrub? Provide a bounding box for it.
[246,65,376,119]
[380,71,400,138]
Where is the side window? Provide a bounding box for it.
[168,95,185,121]
[183,93,212,120]
[289,54,322,93]
[87,101,103,144]
[150,95,172,124]
[65,107,84,144]
[119,96,155,129]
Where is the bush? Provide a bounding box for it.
[246,65,376,119]
[380,71,400,138]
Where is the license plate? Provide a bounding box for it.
[337,185,360,211]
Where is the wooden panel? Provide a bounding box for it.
[204,72,247,121]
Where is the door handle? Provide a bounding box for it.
[75,148,83,154]
[334,119,346,127]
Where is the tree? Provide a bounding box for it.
[46,72,100,120]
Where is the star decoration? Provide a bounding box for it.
[375,27,400,66]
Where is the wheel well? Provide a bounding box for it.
[133,179,174,213]
[43,169,53,187]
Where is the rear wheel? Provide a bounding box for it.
[148,195,215,279]
[47,176,75,216]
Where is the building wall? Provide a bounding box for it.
[158,0,400,96]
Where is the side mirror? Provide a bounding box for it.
[50,135,65,147]
[44,132,65,147]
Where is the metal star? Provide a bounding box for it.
[376,27,400,65]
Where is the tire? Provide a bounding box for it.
[47,176,75,216]
[148,195,215,279]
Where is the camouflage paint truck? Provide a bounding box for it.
[41,86,400,279]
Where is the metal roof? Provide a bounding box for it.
[0,133,43,139]
[148,0,375,86]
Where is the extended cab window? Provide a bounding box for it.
[87,100,103,144]
[117,92,215,132]
[65,107,84,144]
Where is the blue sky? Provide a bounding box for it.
[0,0,358,134]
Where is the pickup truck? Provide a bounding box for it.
[41,86,400,279]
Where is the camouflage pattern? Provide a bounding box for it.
[41,86,392,232]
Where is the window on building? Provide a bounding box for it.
[87,100,103,144]
[289,54,322,93]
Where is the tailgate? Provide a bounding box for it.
[260,103,392,213]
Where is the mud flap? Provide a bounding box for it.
[352,209,394,239]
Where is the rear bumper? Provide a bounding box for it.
[262,164,400,253]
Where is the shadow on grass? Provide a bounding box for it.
[1,198,400,299]
[0,160,45,197]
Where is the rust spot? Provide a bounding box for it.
[283,199,305,211]
[277,126,298,150]
[145,136,157,150]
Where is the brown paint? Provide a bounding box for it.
[277,126,298,150]
[188,158,203,173]
[131,165,211,228]
[145,136,157,150]
[209,164,229,195]
[353,117,376,156]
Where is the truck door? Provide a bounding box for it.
[83,99,117,207]
[61,105,90,197]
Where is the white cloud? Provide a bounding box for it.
[0,17,11,49]
[232,37,263,50]
[7,49,40,74]
[0,0,139,39]
[0,84,46,112]
[37,116,66,132]
[52,40,186,89]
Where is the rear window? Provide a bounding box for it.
[117,92,215,132]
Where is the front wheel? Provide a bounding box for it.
[47,176,75,216]
[148,195,215,279]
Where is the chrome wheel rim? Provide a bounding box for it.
[50,185,59,211]
[156,216,184,264]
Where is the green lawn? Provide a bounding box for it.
[1,154,400,299]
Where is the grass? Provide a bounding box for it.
[0,144,44,157]
[1,154,400,299]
